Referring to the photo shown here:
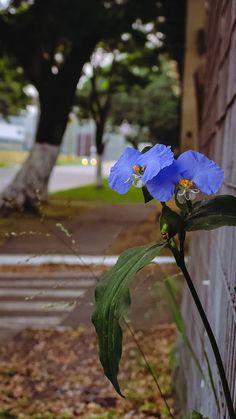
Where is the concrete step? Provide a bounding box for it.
[0,271,97,333]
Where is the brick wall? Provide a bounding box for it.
[182,1,236,418]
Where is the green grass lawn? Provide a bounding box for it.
[52,179,146,204]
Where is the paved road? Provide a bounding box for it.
[0,163,112,193]
[0,270,97,333]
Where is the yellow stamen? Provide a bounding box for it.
[133,165,140,173]
[133,165,145,174]
[179,178,194,188]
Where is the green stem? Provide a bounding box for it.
[170,241,236,419]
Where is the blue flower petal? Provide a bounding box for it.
[137,144,174,183]
[176,150,199,180]
[108,147,141,194]
[177,151,224,194]
[146,162,181,202]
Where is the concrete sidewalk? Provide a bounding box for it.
[0,203,158,255]
[0,163,113,193]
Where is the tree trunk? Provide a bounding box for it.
[0,86,69,212]
[0,42,96,213]
[95,121,105,189]
[96,154,103,188]
[0,143,59,212]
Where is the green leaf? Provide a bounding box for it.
[92,240,167,396]
[160,205,184,238]
[185,195,236,231]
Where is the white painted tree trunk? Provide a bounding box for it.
[96,154,103,188]
[0,143,60,211]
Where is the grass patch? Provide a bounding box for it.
[56,154,83,165]
[52,179,146,204]
[0,150,28,166]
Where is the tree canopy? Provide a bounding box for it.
[0,0,186,109]
[75,43,153,150]
[0,55,29,118]
[0,0,170,88]
[110,60,180,147]
[0,0,186,147]
[0,0,186,211]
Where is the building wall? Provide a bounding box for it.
[181,0,205,151]
[182,1,236,417]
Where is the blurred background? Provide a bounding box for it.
[0,0,186,201]
[0,1,235,419]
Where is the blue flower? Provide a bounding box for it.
[109,148,224,203]
[108,147,140,194]
[108,144,174,194]
[177,150,224,195]
[147,150,224,202]
[146,161,181,202]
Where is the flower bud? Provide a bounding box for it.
[160,206,184,239]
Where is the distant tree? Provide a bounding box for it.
[0,0,186,211]
[110,59,180,148]
[0,55,29,118]
[141,69,180,146]
[75,45,151,187]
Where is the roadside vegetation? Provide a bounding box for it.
[52,180,146,204]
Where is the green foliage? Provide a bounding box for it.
[0,0,183,88]
[51,179,145,204]
[0,0,185,157]
[0,0,185,156]
[76,49,150,119]
[185,195,236,231]
[0,56,29,117]
[110,61,180,147]
[75,41,168,154]
[92,240,167,395]
[160,205,184,238]
[91,194,236,400]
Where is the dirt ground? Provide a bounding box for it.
[0,202,183,418]
[0,325,180,419]
[0,262,182,418]
[0,202,161,256]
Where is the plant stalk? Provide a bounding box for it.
[170,242,236,419]
[124,318,175,419]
